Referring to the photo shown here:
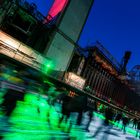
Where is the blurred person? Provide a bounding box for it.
[90,106,113,139]
[47,86,58,105]
[114,112,122,127]
[44,85,61,128]
[57,88,87,133]
[58,88,71,127]
[132,118,138,129]
[122,115,129,134]
[0,65,25,118]
[136,119,140,138]
[85,101,97,132]
[104,107,114,126]
[84,109,94,132]
[0,86,25,140]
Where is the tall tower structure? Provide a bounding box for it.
[44,0,94,71]
[120,51,132,75]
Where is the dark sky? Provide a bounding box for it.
[27,0,140,71]
[26,0,53,16]
[79,0,140,71]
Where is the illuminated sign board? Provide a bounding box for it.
[64,72,85,90]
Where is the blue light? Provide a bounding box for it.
[26,0,54,16]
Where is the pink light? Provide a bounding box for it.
[44,0,68,23]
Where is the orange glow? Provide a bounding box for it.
[0,31,20,49]
[0,31,52,71]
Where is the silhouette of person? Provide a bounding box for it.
[122,116,129,134]
[136,120,140,138]
[104,107,114,126]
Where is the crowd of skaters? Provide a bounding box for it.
[99,105,140,138]
[1,62,140,139]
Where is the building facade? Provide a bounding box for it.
[68,42,140,112]
[44,0,94,72]
[0,1,52,73]
[0,0,94,73]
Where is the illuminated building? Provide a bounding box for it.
[0,0,94,74]
[0,31,52,74]
[68,42,140,112]
[0,0,53,53]
[0,1,53,72]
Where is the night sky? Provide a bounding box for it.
[27,0,140,71]
[26,0,54,16]
[79,0,140,71]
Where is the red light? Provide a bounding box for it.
[44,0,68,23]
